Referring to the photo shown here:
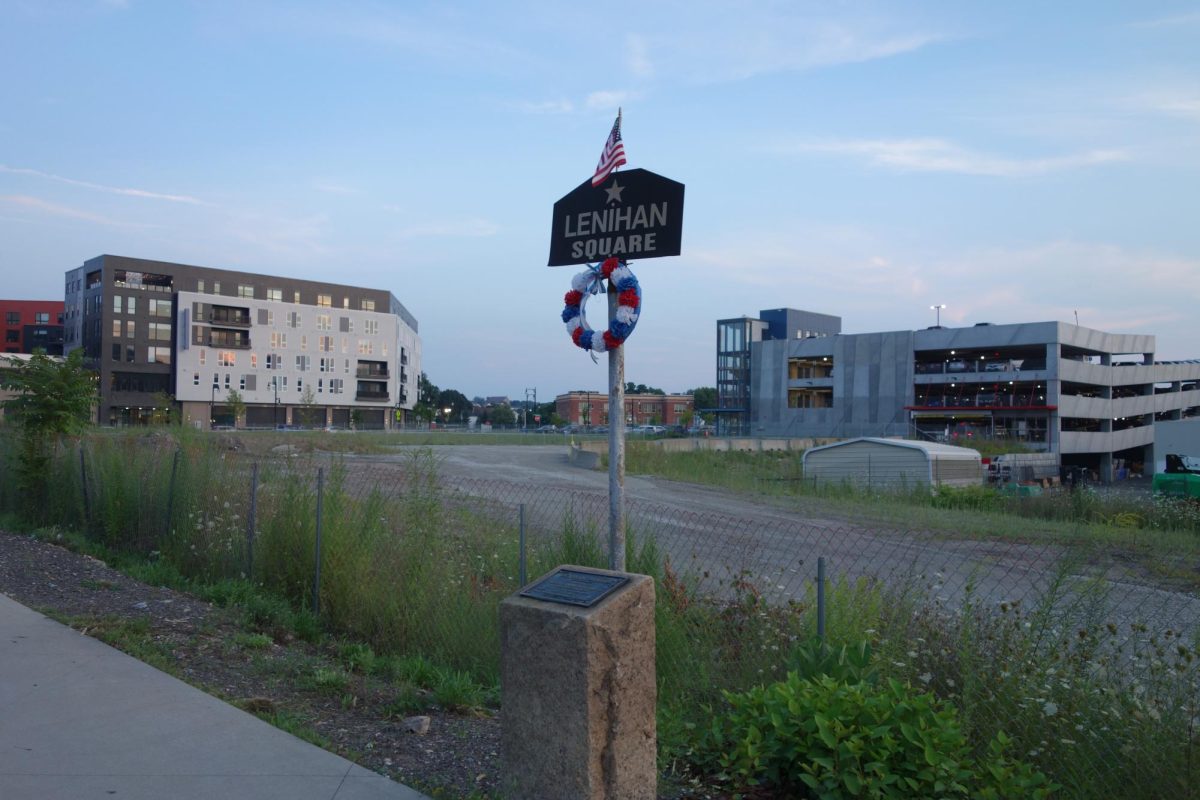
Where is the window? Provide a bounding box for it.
[357,339,373,355]
[126,345,135,363]
[330,378,343,394]
[295,355,310,371]
[219,351,236,367]
[238,284,254,298]
[149,322,172,341]
[199,349,206,365]
[239,375,246,391]
[266,310,274,326]
[287,311,300,328]
[193,372,200,386]
[34,312,49,324]
[319,357,330,372]
[319,336,333,352]
[296,378,303,392]
[364,319,378,335]
[317,294,331,307]
[112,320,122,337]
[148,346,171,364]
[318,379,323,393]
[197,279,205,293]
[149,299,171,317]
[5,311,19,325]
[212,281,221,294]
[111,343,121,361]
[317,314,331,331]
[300,335,307,350]
[127,297,136,314]
[267,288,282,302]
[250,353,257,368]
[293,291,300,304]
[125,320,135,338]
[265,353,277,370]
[270,332,287,349]
[361,299,375,312]
[343,297,349,308]
[224,373,231,388]
[345,359,350,374]
[341,337,348,353]
[347,319,354,334]
[113,296,122,313]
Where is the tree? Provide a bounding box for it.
[225,388,246,429]
[415,372,439,427]
[490,404,516,428]
[436,389,472,424]
[625,382,665,395]
[689,387,717,411]
[150,391,178,426]
[1,349,97,519]
[298,385,321,427]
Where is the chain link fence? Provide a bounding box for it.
[6,436,1199,798]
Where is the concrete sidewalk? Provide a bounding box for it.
[0,593,429,800]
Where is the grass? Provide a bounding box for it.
[5,428,1200,798]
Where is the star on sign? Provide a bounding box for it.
[605,180,625,204]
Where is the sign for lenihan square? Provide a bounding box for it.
[548,168,684,267]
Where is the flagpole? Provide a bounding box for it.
[608,270,626,572]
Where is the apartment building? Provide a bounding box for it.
[1,299,65,355]
[718,308,1200,479]
[64,255,420,428]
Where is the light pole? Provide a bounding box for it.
[930,304,947,327]
[272,377,280,429]
[210,383,219,429]
[443,406,451,429]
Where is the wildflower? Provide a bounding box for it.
[1043,701,1058,716]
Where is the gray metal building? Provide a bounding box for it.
[717,309,1200,478]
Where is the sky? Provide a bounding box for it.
[2,1,1199,400]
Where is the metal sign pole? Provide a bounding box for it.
[608,280,626,572]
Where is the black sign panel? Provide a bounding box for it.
[520,568,629,607]
[548,168,685,267]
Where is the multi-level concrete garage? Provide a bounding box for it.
[63,254,421,429]
[717,308,1200,479]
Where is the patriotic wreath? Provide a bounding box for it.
[562,257,641,353]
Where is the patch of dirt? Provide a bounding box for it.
[0,530,734,799]
[0,529,501,798]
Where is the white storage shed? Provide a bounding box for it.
[802,438,983,491]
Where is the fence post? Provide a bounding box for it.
[79,446,91,535]
[816,556,827,641]
[312,466,324,615]
[519,503,527,587]
[165,448,180,538]
[246,462,258,579]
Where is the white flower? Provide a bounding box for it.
[918,672,932,684]
[1043,701,1058,717]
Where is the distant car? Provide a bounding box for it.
[984,360,1009,372]
[945,360,968,372]
[534,425,558,433]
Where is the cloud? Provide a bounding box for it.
[625,34,653,78]
[585,90,640,112]
[0,194,148,228]
[0,164,210,205]
[511,99,575,115]
[388,216,501,239]
[1131,10,1200,28]
[780,138,1130,176]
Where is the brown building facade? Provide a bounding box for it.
[555,390,693,428]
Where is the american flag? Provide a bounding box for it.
[591,111,627,187]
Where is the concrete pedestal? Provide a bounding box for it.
[500,565,656,800]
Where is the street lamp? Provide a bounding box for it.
[443,407,451,428]
[930,304,947,327]
[272,377,280,429]
[210,383,220,429]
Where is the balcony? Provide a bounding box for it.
[356,366,389,379]
[209,308,251,328]
[207,332,251,349]
[356,389,391,402]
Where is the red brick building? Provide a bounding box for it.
[555,390,693,428]
[1,300,65,355]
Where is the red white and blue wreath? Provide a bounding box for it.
[562,257,641,353]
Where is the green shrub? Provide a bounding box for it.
[697,672,1056,798]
